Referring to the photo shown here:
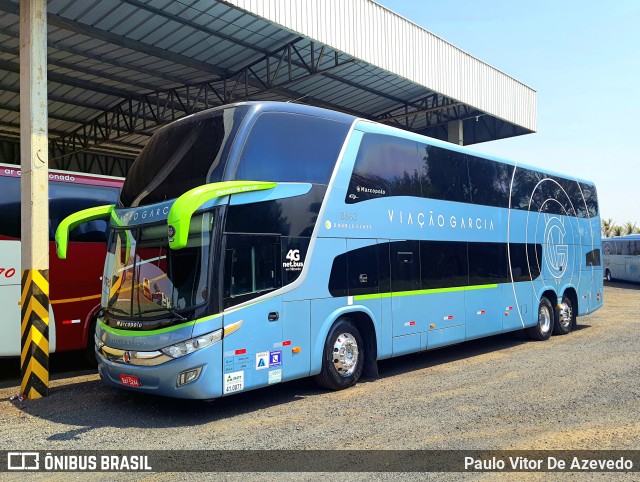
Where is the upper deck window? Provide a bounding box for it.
[235,112,350,184]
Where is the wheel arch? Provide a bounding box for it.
[311,305,378,376]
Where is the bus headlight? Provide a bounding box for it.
[160,329,222,359]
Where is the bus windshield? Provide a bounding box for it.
[103,212,214,319]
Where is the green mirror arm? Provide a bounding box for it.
[55,204,115,259]
[167,181,277,249]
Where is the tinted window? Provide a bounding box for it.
[419,144,470,203]
[579,182,599,217]
[0,176,20,238]
[391,241,420,292]
[236,113,349,184]
[509,243,542,282]
[468,242,509,285]
[467,155,513,208]
[586,249,601,266]
[347,244,380,296]
[122,106,249,207]
[50,182,120,242]
[328,252,348,297]
[223,234,281,308]
[510,167,544,211]
[378,242,391,293]
[346,134,420,203]
[420,241,468,289]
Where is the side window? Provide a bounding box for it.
[223,234,281,308]
[468,243,509,285]
[49,182,120,242]
[236,112,350,184]
[0,176,20,238]
[509,243,542,282]
[579,182,599,217]
[419,144,470,203]
[510,167,544,211]
[328,242,390,297]
[390,240,420,292]
[346,134,420,203]
[347,244,379,296]
[328,252,348,297]
[586,249,601,266]
[467,156,513,208]
[420,241,468,289]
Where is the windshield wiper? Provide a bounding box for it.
[143,307,188,321]
[103,306,129,317]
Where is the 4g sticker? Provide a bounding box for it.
[282,249,303,272]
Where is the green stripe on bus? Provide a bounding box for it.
[98,313,222,337]
[353,284,498,301]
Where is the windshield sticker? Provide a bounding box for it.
[224,371,244,394]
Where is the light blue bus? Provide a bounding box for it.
[603,234,640,282]
[56,102,603,399]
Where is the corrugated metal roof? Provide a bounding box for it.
[0,0,536,176]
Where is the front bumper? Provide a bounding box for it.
[97,341,223,399]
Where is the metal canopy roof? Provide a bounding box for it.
[0,0,537,177]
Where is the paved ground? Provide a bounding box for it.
[0,281,638,480]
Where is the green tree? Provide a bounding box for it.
[622,221,637,235]
[612,225,623,237]
[601,218,616,237]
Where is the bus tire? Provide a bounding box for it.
[314,318,364,391]
[605,269,612,282]
[526,297,554,341]
[554,295,575,335]
[83,317,98,366]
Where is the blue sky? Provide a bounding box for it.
[376,0,640,227]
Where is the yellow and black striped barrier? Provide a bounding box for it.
[20,269,50,399]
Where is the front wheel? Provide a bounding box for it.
[314,318,364,391]
[554,295,575,335]
[526,297,554,341]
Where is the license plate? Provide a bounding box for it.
[119,374,142,387]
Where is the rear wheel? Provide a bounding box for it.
[554,295,575,335]
[526,297,554,341]
[314,318,364,391]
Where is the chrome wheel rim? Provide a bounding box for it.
[539,304,552,334]
[558,301,572,330]
[332,332,359,377]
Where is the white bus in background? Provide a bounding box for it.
[602,235,640,282]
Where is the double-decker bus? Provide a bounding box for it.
[56,102,602,399]
[0,164,122,360]
[602,235,640,282]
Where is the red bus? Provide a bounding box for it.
[0,163,122,361]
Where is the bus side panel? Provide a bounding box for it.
[282,300,311,381]
[221,295,283,394]
[464,286,501,340]
[502,282,535,331]
[0,240,56,356]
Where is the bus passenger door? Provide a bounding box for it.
[221,234,283,395]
